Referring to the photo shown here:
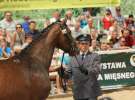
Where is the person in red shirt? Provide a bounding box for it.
[102,9,113,31]
[125,14,135,30]
[122,29,134,47]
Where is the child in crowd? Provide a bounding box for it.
[0,37,13,58]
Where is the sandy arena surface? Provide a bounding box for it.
[47,87,135,100]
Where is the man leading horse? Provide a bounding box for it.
[63,34,101,100]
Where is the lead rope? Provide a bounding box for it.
[59,52,67,92]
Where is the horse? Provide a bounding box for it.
[0,21,76,100]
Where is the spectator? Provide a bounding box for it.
[109,19,121,36]
[78,14,87,28]
[90,28,98,40]
[100,41,111,51]
[26,21,40,39]
[11,24,25,53]
[0,37,12,58]
[84,11,91,21]
[89,39,100,52]
[50,11,61,23]
[0,27,11,46]
[125,14,135,32]
[102,9,113,34]
[49,49,63,94]
[109,31,119,47]
[115,7,125,27]
[71,21,83,38]
[65,9,76,30]
[82,18,95,35]
[113,37,130,49]
[58,53,71,68]
[0,11,16,35]
[22,16,30,34]
[122,29,134,47]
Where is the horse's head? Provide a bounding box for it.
[55,20,78,56]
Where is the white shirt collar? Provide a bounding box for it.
[80,50,88,55]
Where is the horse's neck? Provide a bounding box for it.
[24,29,58,70]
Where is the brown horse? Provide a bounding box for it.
[0,21,76,100]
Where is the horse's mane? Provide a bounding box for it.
[15,22,57,58]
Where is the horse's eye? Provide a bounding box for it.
[62,29,67,34]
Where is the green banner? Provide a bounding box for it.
[0,0,120,11]
[98,50,135,89]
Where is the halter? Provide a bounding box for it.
[56,21,77,54]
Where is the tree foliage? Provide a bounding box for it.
[121,0,135,15]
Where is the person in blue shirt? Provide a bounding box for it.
[0,37,12,58]
[22,16,30,34]
[26,21,40,40]
[80,19,88,28]
[59,53,71,67]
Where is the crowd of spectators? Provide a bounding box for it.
[0,11,39,58]
[44,7,135,52]
[0,7,135,95]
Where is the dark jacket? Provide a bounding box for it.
[65,51,101,99]
[26,29,40,39]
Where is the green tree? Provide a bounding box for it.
[121,0,135,15]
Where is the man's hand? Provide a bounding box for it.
[79,66,88,75]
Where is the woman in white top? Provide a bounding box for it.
[11,24,25,53]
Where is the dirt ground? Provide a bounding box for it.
[47,87,135,100]
[98,89,135,100]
